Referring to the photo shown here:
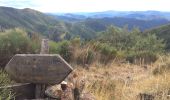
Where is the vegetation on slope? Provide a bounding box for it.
[0,70,13,100]
[0,8,169,99]
[60,17,170,40]
[146,24,170,50]
[0,25,164,68]
[48,26,165,65]
[97,26,165,64]
[0,7,69,41]
[81,17,169,31]
[0,28,41,67]
[1,6,169,42]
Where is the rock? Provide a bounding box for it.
[45,83,74,100]
[61,87,74,100]
[45,85,62,99]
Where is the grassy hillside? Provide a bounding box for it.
[78,17,170,31]
[0,7,69,41]
[1,6,170,41]
[0,7,101,40]
[0,24,169,100]
[146,24,170,50]
[64,17,170,40]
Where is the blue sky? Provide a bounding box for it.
[0,0,169,13]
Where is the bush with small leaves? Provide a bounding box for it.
[76,49,95,65]
[0,28,36,67]
[56,41,73,62]
[97,43,117,64]
[0,70,13,100]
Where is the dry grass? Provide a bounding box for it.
[70,54,170,100]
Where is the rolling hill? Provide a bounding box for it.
[91,11,170,20]
[56,10,170,20]
[1,6,170,41]
[78,17,169,31]
[146,24,170,50]
[0,6,69,41]
[0,6,98,40]
[52,11,170,31]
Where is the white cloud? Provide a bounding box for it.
[0,0,37,8]
[0,0,170,12]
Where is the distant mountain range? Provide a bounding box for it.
[76,17,169,31]
[51,10,170,31]
[0,6,170,41]
[0,6,71,41]
[54,10,170,20]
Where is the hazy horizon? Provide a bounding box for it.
[0,0,170,13]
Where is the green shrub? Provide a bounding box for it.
[116,51,126,59]
[97,43,117,64]
[126,51,158,64]
[97,26,165,64]
[76,49,95,65]
[0,28,35,67]
[70,37,81,48]
[0,28,41,67]
[49,41,58,54]
[56,41,73,62]
[0,70,13,100]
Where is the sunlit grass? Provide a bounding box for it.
[72,55,170,100]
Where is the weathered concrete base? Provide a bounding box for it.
[0,83,36,100]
